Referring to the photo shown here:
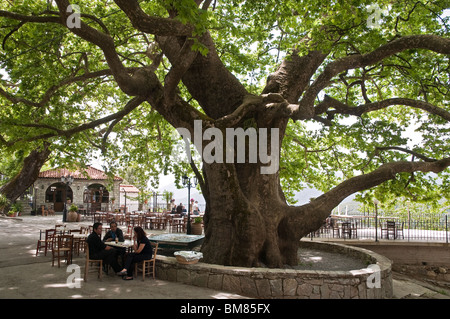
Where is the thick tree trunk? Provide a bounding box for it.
[201,160,323,268]
[0,143,51,210]
[198,117,318,268]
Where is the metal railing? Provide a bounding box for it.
[309,214,450,243]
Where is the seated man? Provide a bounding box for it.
[86,222,122,274]
[176,203,183,215]
[103,221,126,266]
[103,221,124,242]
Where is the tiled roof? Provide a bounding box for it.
[39,166,123,181]
[120,184,140,193]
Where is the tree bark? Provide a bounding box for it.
[201,161,287,267]
[0,143,51,211]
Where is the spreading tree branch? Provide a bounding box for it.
[163,37,199,102]
[375,146,437,162]
[0,69,139,108]
[113,0,194,36]
[315,95,450,122]
[0,96,146,146]
[290,34,450,120]
[262,50,327,104]
[298,156,450,228]
[54,0,154,96]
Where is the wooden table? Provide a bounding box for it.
[105,240,134,250]
[72,233,87,240]
[171,217,185,232]
[39,226,66,239]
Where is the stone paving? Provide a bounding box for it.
[0,214,449,300]
[0,215,247,299]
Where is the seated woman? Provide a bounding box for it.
[118,226,153,280]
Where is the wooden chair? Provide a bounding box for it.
[381,221,388,238]
[341,222,352,238]
[314,221,327,237]
[166,215,174,232]
[70,228,83,256]
[382,221,397,239]
[388,221,397,239]
[84,242,103,282]
[55,224,66,235]
[36,229,56,256]
[350,222,358,238]
[134,243,158,281]
[134,214,143,228]
[154,215,164,230]
[79,227,89,254]
[124,225,134,240]
[52,234,73,268]
[396,222,404,239]
[330,219,340,238]
[119,213,126,225]
[170,216,183,233]
[144,215,153,229]
[125,213,132,226]
[103,226,110,237]
[107,212,115,223]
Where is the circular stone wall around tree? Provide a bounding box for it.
[154,241,393,299]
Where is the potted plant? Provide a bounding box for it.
[8,202,22,217]
[0,194,10,216]
[163,190,174,210]
[191,216,203,235]
[67,204,79,222]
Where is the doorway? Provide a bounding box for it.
[83,184,109,214]
[45,183,73,212]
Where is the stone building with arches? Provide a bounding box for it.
[32,166,123,214]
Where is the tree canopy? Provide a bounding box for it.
[0,0,449,266]
[1,0,447,196]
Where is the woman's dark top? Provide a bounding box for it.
[137,236,153,257]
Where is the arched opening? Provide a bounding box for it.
[83,184,109,214]
[45,183,73,212]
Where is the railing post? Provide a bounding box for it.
[374,201,379,242]
[446,215,448,244]
[408,209,411,242]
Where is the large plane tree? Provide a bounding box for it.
[1,0,449,267]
